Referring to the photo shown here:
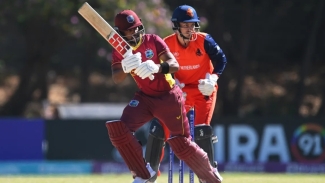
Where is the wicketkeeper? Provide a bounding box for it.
[145,4,227,182]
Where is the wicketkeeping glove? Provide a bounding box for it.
[121,52,142,73]
[198,73,219,96]
[134,60,159,79]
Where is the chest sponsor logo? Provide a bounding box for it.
[180,64,200,70]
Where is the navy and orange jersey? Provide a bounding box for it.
[164,32,227,85]
[111,34,175,96]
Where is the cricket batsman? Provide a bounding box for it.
[106,9,223,183]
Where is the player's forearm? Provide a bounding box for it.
[166,59,179,73]
[112,69,128,84]
[158,52,179,74]
[156,59,179,74]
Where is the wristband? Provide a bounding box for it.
[160,62,170,74]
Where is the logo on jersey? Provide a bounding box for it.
[186,8,194,17]
[145,49,154,59]
[129,100,139,107]
[172,52,179,57]
[126,15,135,23]
[180,64,200,70]
[196,48,202,56]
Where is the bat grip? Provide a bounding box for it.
[124,50,133,58]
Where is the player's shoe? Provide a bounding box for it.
[213,166,223,182]
[199,163,223,183]
[147,164,161,182]
[132,163,156,183]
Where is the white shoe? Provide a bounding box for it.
[214,167,223,182]
[199,167,223,183]
[132,163,156,183]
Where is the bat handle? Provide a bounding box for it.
[124,50,133,58]
[149,75,154,80]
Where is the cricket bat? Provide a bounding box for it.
[78,2,154,80]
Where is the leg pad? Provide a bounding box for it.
[195,125,216,167]
[167,136,222,183]
[105,120,151,179]
[145,119,165,182]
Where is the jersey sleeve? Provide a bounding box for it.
[204,34,227,76]
[111,49,123,66]
[153,35,169,57]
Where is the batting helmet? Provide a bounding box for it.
[114,10,143,31]
[114,10,145,46]
[171,5,200,40]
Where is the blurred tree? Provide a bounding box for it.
[293,0,325,115]
[0,0,172,116]
[0,0,77,116]
[0,0,324,117]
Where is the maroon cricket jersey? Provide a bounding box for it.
[111,34,175,96]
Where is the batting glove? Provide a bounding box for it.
[121,52,142,73]
[175,78,185,89]
[175,78,187,101]
[198,73,219,96]
[134,60,159,79]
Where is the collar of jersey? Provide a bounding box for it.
[131,35,143,50]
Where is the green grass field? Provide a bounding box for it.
[0,173,324,183]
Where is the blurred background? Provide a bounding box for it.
[0,0,324,176]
